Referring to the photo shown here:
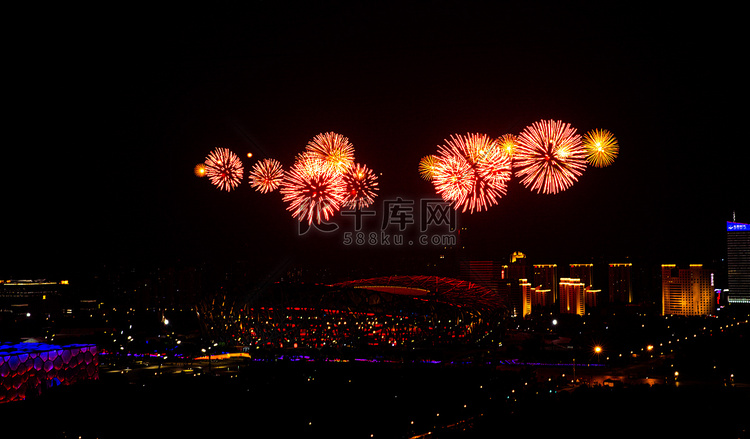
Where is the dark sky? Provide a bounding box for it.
[4,3,746,279]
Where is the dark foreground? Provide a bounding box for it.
[2,359,748,439]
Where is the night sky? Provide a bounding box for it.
[4,3,746,280]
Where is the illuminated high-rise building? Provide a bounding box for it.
[585,287,600,308]
[531,287,552,307]
[508,251,529,279]
[726,221,750,304]
[570,264,594,288]
[501,252,530,317]
[559,278,585,316]
[608,263,633,304]
[519,278,532,318]
[661,264,714,316]
[533,264,558,304]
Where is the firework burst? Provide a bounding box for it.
[341,163,379,209]
[204,147,244,191]
[582,128,619,167]
[513,120,587,194]
[304,132,355,174]
[194,163,207,177]
[248,158,284,193]
[432,133,512,213]
[496,134,518,158]
[280,158,346,224]
[418,155,441,181]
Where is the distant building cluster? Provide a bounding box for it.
[460,256,629,318]
[453,220,749,318]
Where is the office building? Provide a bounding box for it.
[727,221,750,304]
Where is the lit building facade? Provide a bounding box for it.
[559,278,585,316]
[661,264,714,316]
[0,279,68,320]
[502,252,530,318]
[533,264,558,304]
[519,278,532,318]
[585,288,600,308]
[608,263,633,304]
[531,288,552,307]
[727,221,750,304]
[570,264,594,288]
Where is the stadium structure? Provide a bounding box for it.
[197,276,506,352]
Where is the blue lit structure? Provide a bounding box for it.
[0,342,98,403]
[727,221,750,304]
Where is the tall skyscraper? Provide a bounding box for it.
[661,264,714,316]
[609,263,633,304]
[559,278,585,316]
[533,264,558,304]
[727,221,750,304]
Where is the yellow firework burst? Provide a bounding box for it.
[496,134,518,158]
[418,155,441,181]
[583,129,619,167]
[194,163,207,177]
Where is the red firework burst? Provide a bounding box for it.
[432,133,512,213]
[280,158,346,224]
[248,158,284,193]
[513,120,587,194]
[341,163,379,209]
[204,147,244,191]
[304,132,355,174]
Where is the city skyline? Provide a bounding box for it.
[4,4,746,280]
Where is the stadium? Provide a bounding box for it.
[197,276,507,353]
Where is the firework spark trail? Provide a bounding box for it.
[204,147,244,191]
[249,158,284,193]
[433,133,512,213]
[583,128,619,167]
[513,120,587,194]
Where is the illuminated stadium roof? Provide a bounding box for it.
[331,275,504,311]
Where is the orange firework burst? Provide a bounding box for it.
[204,147,244,191]
[341,163,379,209]
[194,163,207,177]
[496,134,518,158]
[418,155,441,181]
[432,133,512,213]
[513,120,587,194]
[249,158,284,193]
[304,132,355,174]
[280,156,346,224]
[582,129,619,167]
